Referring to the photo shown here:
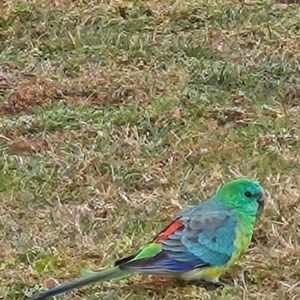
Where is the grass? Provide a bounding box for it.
[1,0,300,299]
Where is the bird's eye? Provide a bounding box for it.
[244,191,252,198]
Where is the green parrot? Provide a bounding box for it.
[34,178,264,299]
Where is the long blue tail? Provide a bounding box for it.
[34,266,128,300]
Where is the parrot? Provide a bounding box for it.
[34,178,264,300]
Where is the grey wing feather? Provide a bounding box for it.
[162,197,238,266]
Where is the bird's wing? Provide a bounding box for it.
[119,200,238,274]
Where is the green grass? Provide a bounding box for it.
[1,0,300,299]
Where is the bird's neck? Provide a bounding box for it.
[235,210,257,231]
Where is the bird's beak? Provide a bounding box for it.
[257,193,264,209]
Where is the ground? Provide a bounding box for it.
[0,0,300,299]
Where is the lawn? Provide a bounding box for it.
[1,0,300,299]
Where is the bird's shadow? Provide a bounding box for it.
[119,276,232,297]
[29,276,234,299]
[175,278,231,291]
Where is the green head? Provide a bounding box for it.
[215,178,264,215]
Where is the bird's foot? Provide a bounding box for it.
[186,279,232,291]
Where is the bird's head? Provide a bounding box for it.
[215,178,265,215]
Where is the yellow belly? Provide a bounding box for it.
[180,266,225,282]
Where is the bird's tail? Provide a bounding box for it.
[34,266,128,300]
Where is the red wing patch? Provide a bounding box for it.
[153,220,184,243]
